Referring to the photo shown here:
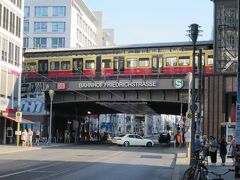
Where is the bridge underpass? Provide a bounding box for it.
[50,101,188,118]
[22,76,194,138]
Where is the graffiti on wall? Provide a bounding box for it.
[21,92,46,115]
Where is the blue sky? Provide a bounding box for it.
[85,0,214,45]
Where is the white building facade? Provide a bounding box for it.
[24,0,102,49]
[0,0,24,144]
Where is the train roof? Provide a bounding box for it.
[24,40,213,55]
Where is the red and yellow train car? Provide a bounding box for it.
[23,41,214,78]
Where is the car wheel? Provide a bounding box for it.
[123,141,130,147]
[146,142,152,147]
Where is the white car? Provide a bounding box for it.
[113,134,154,147]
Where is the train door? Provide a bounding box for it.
[38,60,48,74]
[113,56,124,74]
[96,56,101,77]
[152,56,163,73]
[73,58,83,74]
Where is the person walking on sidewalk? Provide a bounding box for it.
[220,137,227,166]
[229,136,236,165]
[27,128,33,147]
[209,136,218,166]
[21,129,27,147]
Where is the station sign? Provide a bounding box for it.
[172,79,184,89]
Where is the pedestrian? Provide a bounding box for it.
[194,134,203,159]
[202,135,209,158]
[229,135,236,165]
[35,130,40,146]
[27,128,33,147]
[176,132,182,147]
[219,137,227,166]
[209,136,218,166]
[21,129,27,147]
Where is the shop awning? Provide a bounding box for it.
[1,115,34,124]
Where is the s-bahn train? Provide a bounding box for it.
[23,41,214,78]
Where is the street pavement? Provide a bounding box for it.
[0,143,235,180]
[0,143,178,180]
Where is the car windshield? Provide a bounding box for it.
[119,134,125,137]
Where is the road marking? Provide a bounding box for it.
[0,162,61,178]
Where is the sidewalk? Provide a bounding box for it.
[172,151,235,180]
[0,143,68,155]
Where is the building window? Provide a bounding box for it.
[24,6,30,17]
[34,38,47,48]
[52,6,65,16]
[52,22,65,32]
[17,0,22,9]
[8,42,14,64]
[10,12,15,34]
[34,22,47,32]
[52,38,65,48]
[1,38,7,62]
[3,7,9,30]
[24,22,29,33]
[15,45,20,66]
[35,7,48,17]
[23,37,29,48]
[16,16,21,37]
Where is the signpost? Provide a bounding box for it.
[16,111,22,147]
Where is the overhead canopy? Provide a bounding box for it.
[1,115,34,124]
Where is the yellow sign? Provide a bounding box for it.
[16,111,22,122]
[186,112,192,119]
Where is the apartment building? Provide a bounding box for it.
[23,0,105,49]
[0,0,24,144]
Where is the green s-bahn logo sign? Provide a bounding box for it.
[173,79,184,89]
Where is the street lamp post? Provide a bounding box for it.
[188,23,200,165]
[48,90,54,144]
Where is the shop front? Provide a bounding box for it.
[0,114,34,144]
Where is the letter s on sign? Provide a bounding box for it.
[173,79,184,89]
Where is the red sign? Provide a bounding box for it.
[57,83,66,90]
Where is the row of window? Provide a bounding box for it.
[77,13,96,41]
[24,6,66,17]
[0,4,22,37]
[23,37,65,48]
[24,55,214,72]
[1,37,20,66]
[24,22,65,33]
[9,0,22,9]
[76,29,95,47]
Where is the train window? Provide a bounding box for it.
[50,61,60,70]
[139,58,149,67]
[61,61,70,70]
[159,48,170,52]
[195,55,205,66]
[152,57,158,69]
[159,57,163,67]
[102,59,112,68]
[149,48,158,53]
[127,58,138,68]
[178,56,190,66]
[208,55,213,65]
[85,60,95,69]
[26,62,37,71]
[165,57,177,66]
